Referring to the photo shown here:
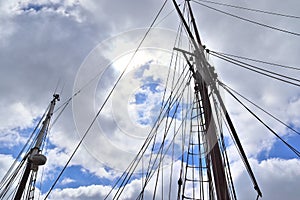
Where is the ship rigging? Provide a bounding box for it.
[1,0,300,199]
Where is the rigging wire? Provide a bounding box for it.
[0,158,27,198]
[135,82,194,199]
[209,50,300,83]
[211,50,300,71]
[195,91,205,199]
[151,37,182,200]
[143,64,190,185]
[8,1,299,199]
[145,19,187,199]
[105,8,190,199]
[154,0,187,27]
[206,50,300,88]
[0,104,49,190]
[177,80,190,200]
[52,1,184,116]
[219,80,300,158]
[50,97,71,129]
[168,112,176,199]
[7,11,183,195]
[193,0,300,19]
[143,53,190,182]
[173,2,245,197]
[109,47,193,197]
[113,72,193,199]
[169,26,190,199]
[44,0,169,198]
[192,0,300,37]
[155,8,176,26]
[216,98,250,197]
[53,1,184,116]
[104,67,192,199]
[220,81,300,136]
[167,22,185,200]
[6,0,298,199]
[121,11,188,199]
[177,52,192,199]
[35,98,71,198]
[211,89,237,200]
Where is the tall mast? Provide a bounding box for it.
[172,0,262,199]
[14,94,60,200]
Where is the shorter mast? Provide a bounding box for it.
[14,94,60,200]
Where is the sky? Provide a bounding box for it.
[0,0,300,199]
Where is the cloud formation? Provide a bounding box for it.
[0,0,299,199]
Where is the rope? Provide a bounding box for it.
[193,0,300,19]
[192,1,300,37]
[220,81,300,136]
[207,50,300,87]
[212,51,300,71]
[210,50,300,83]
[44,0,169,198]
[0,104,49,195]
[115,74,193,199]
[135,81,194,199]
[105,70,192,199]
[211,93,237,200]
[219,81,300,158]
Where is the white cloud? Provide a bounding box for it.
[0,154,15,179]
[61,177,75,185]
[0,101,40,148]
[232,158,300,200]
[45,160,183,200]
[46,184,111,200]
[0,102,39,130]
[0,0,299,199]
[0,129,26,148]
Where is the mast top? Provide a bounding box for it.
[53,93,60,101]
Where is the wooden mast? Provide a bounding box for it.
[172,0,262,199]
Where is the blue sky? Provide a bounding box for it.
[0,0,300,199]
